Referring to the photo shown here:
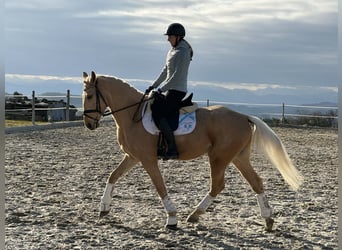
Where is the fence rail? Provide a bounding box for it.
[5,90,338,127]
[196,99,338,127]
[5,90,83,125]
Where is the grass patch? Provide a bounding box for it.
[5,120,49,128]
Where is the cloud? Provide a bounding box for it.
[319,86,338,92]
[6,74,81,83]
[5,73,337,106]
[7,73,337,94]
[5,0,338,87]
[188,80,296,91]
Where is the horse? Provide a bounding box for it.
[82,70,303,231]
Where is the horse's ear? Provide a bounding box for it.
[83,72,88,79]
[91,71,96,84]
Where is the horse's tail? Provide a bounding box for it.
[248,115,304,191]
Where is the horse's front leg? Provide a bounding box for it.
[99,154,138,217]
[141,160,178,229]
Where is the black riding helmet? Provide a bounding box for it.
[164,23,185,37]
[164,23,193,59]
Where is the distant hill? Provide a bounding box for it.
[37,92,82,108]
[302,101,337,107]
[39,92,68,97]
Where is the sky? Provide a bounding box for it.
[4,0,339,100]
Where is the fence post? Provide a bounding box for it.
[207,99,209,107]
[66,89,70,122]
[32,90,36,125]
[281,102,285,124]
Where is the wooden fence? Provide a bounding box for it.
[5,91,338,127]
[5,90,81,125]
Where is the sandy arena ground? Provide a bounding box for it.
[5,122,337,249]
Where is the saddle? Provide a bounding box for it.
[150,92,196,131]
[147,92,197,159]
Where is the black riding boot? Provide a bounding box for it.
[158,118,179,160]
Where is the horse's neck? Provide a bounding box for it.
[100,77,143,127]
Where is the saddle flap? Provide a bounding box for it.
[142,103,197,136]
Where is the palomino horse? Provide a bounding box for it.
[82,71,303,231]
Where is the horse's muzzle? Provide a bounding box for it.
[85,120,99,130]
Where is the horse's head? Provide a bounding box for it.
[82,71,108,130]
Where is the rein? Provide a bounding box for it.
[107,93,152,122]
[83,84,153,123]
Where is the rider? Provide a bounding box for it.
[146,23,193,159]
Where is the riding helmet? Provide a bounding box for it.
[164,23,186,37]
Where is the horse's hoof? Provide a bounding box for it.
[165,223,178,230]
[186,209,203,223]
[99,210,110,218]
[165,216,178,229]
[265,218,274,232]
[186,215,197,223]
[186,214,200,223]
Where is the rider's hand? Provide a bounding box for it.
[145,86,154,94]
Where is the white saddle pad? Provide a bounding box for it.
[142,103,196,135]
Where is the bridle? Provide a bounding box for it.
[83,83,152,123]
[83,84,111,122]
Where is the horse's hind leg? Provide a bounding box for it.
[99,154,138,217]
[187,156,228,223]
[233,149,274,231]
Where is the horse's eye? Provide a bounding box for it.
[87,95,93,100]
